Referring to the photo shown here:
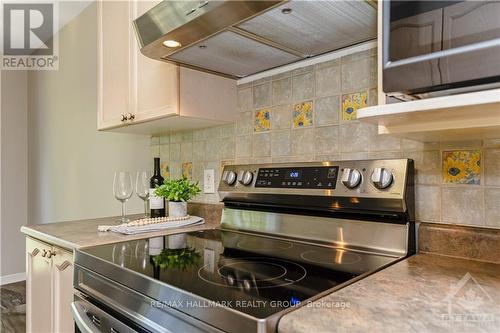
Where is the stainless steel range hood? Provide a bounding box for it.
[133,1,377,79]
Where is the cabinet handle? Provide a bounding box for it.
[41,249,47,257]
[56,260,71,271]
[121,114,127,122]
[126,113,135,121]
[46,250,56,259]
[28,248,40,257]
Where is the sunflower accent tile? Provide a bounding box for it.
[254,109,271,132]
[182,162,193,179]
[160,162,170,179]
[293,101,313,128]
[442,150,481,185]
[342,91,367,121]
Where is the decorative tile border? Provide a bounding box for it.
[292,101,313,128]
[341,91,367,121]
[254,109,271,132]
[182,162,193,179]
[442,150,481,185]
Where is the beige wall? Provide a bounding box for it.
[28,2,150,225]
[152,48,500,230]
[1,70,29,278]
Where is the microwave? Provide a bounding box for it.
[382,1,500,98]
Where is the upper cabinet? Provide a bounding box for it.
[97,0,237,134]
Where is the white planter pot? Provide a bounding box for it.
[168,201,187,217]
[167,234,187,249]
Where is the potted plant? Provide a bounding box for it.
[154,178,200,217]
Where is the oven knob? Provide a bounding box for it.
[371,168,393,189]
[238,170,254,186]
[243,279,252,290]
[222,170,237,186]
[341,168,362,189]
[226,274,236,286]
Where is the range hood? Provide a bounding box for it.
[133,1,377,79]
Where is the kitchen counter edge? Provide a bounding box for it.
[278,253,500,333]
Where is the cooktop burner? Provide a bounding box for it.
[198,257,307,289]
[78,229,398,319]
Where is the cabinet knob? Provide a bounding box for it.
[126,113,135,121]
[28,248,40,257]
[121,114,127,122]
[56,260,71,271]
[46,250,56,259]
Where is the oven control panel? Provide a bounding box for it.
[219,159,413,199]
[255,166,339,189]
[219,159,413,214]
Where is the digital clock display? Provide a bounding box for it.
[285,170,301,179]
[255,166,338,189]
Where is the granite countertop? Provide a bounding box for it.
[279,253,500,333]
[21,203,222,250]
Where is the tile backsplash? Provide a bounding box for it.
[151,47,500,229]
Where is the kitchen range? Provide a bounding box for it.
[72,159,415,333]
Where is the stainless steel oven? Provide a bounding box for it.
[72,292,140,333]
[382,0,500,98]
[72,159,415,333]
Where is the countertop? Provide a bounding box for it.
[21,209,500,332]
[21,203,222,250]
[279,253,500,333]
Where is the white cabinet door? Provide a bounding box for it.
[98,0,179,130]
[131,0,179,123]
[97,0,133,129]
[52,248,74,333]
[26,238,53,333]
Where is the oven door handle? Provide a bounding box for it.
[71,301,102,333]
[71,300,137,333]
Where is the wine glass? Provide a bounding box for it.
[113,171,133,223]
[136,171,151,218]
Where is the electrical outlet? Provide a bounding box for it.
[203,169,215,193]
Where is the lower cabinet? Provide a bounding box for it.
[26,237,74,333]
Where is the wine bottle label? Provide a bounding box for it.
[149,189,164,209]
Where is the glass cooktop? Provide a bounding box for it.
[78,229,398,319]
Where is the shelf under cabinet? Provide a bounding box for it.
[358,89,500,142]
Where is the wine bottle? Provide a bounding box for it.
[150,158,165,217]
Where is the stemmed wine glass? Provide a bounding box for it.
[113,171,133,223]
[136,171,151,218]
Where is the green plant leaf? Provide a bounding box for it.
[153,177,201,202]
